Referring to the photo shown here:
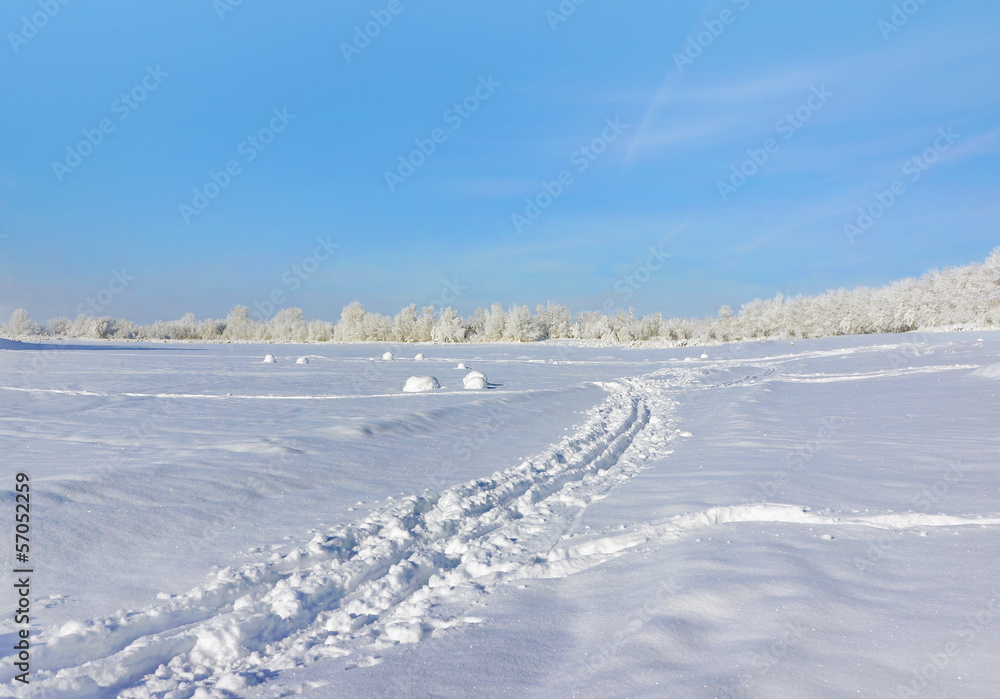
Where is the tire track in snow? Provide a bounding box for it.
[9,372,684,697]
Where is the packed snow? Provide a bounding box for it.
[1,333,998,697]
[263,354,276,363]
[296,357,309,365]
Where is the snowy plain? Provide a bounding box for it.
[1,332,999,698]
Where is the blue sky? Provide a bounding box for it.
[1,0,998,324]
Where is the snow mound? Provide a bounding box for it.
[296,357,309,365]
[700,353,709,359]
[463,375,487,390]
[464,370,486,382]
[974,363,1000,379]
[382,351,393,361]
[403,376,440,392]
[457,363,467,370]
[263,354,276,363]
[414,353,425,361]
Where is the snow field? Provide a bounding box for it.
[2,334,999,697]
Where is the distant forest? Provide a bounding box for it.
[4,248,999,345]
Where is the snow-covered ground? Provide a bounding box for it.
[1,333,998,698]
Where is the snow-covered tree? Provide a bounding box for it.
[267,308,307,342]
[503,305,534,342]
[482,302,506,341]
[433,307,467,343]
[335,302,367,342]
[222,306,259,342]
[392,304,420,342]
[7,309,40,336]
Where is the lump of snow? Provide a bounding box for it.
[263,354,276,363]
[457,362,467,370]
[700,353,709,359]
[464,370,486,382]
[56,620,87,637]
[403,376,440,392]
[384,622,425,644]
[414,353,425,360]
[464,375,487,390]
[296,357,309,365]
[382,351,393,360]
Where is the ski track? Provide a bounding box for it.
[4,355,995,697]
[4,372,674,697]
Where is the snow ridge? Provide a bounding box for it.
[531,504,1000,578]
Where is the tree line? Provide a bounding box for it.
[4,247,998,345]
